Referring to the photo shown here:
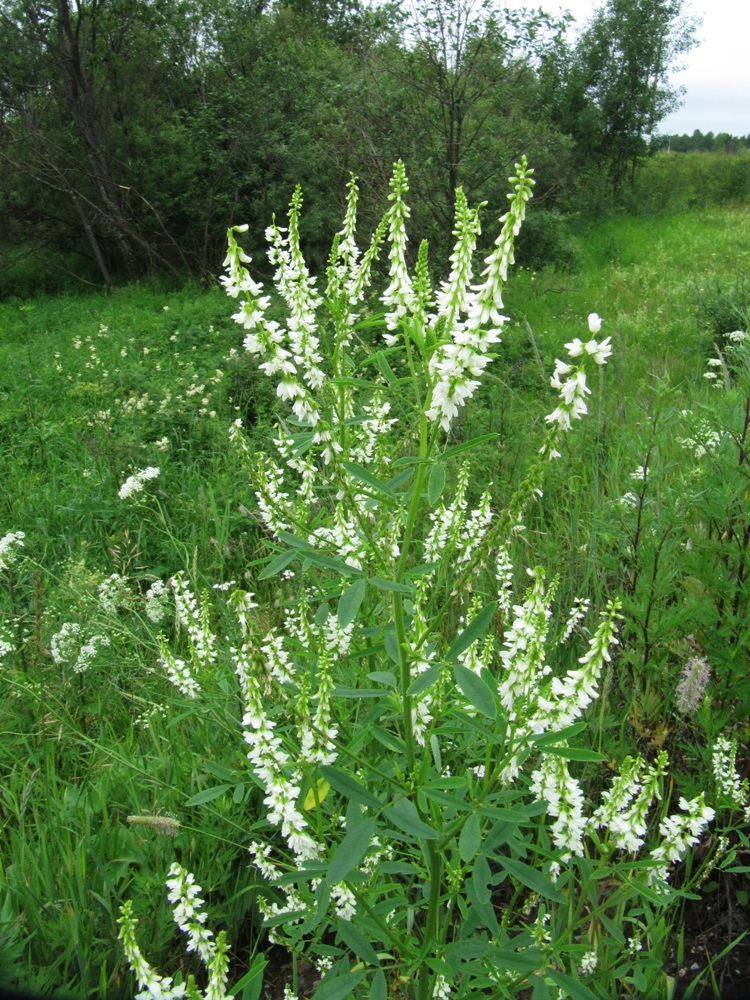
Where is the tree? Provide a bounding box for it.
[549,0,699,195]
[339,0,569,257]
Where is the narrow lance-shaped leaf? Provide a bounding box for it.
[447,601,497,661]
[338,577,366,628]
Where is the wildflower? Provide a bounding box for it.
[171,573,216,667]
[560,597,590,643]
[650,794,715,881]
[144,580,170,624]
[712,735,749,814]
[530,753,587,859]
[433,974,451,999]
[158,636,201,699]
[50,623,110,673]
[580,950,598,975]
[588,313,602,334]
[118,901,185,1000]
[592,752,667,854]
[119,466,160,500]
[166,864,215,963]
[495,543,514,616]
[382,160,416,333]
[73,633,110,674]
[248,841,278,881]
[675,656,710,714]
[0,531,25,572]
[50,622,83,665]
[331,882,357,921]
[98,573,131,614]
[426,163,533,431]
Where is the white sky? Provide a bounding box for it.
[543,0,750,136]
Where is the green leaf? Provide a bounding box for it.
[320,766,380,809]
[332,687,384,699]
[329,377,380,388]
[367,671,397,687]
[203,761,234,782]
[384,798,437,840]
[370,726,405,755]
[311,970,367,1000]
[375,351,398,384]
[453,662,497,719]
[387,468,415,492]
[302,549,360,577]
[447,602,497,661]
[336,919,380,966]
[541,746,607,762]
[532,722,587,746]
[328,818,377,884]
[338,578,366,628]
[369,970,387,1000]
[408,664,440,696]
[277,531,313,550]
[459,813,482,863]
[234,953,267,1000]
[258,548,297,580]
[441,433,498,459]
[342,461,398,500]
[385,634,400,665]
[184,784,231,807]
[392,455,430,469]
[497,857,566,903]
[546,969,599,1000]
[370,576,414,594]
[427,463,446,505]
[405,562,439,578]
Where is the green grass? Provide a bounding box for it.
[1,202,749,998]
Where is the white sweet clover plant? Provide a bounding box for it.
[120,163,735,1000]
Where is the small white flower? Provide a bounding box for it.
[580,950,598,974]
[588,313,602,333]
[0,531,25,572]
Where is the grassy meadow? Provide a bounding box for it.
[1,196,749,999]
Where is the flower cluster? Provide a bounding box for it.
[649,795,715,882]
[426,164,534,431]
[0,530,25,572]
[144,579,170,624]
[712,735,750,817]
[118,466,160,500]
[675,655,711,714]
[119,867,233,1000]
[50,622,110,674]
[171,573,217,667]
[158,636,201,699]
[542,314,612,456]
[591,752,667,854]
[382,160,417,335]
[98,573,132,614]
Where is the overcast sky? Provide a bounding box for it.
[544,0,749,136]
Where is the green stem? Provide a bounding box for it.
[394,591,416,776]
[417,842,443,1000]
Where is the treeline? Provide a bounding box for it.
[0,0,704,292]
[654,131,750,154]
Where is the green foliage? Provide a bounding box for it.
[514,208,582,273]
[540,0,699,197]
[1,187,750,999]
